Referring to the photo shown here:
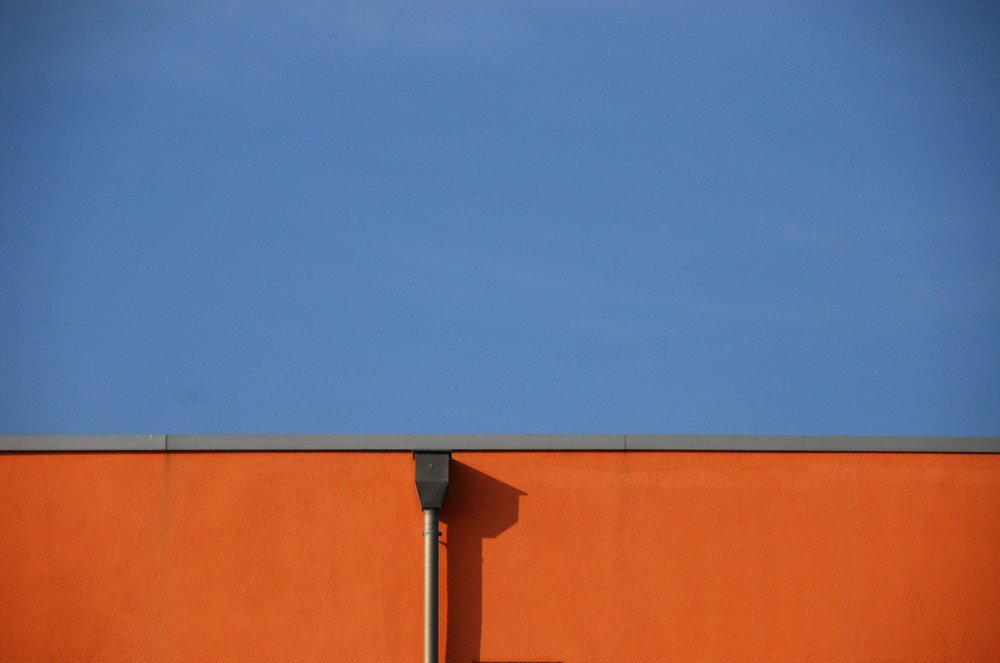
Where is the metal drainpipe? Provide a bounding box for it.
[423,507,441,663]
[414,452,450,663]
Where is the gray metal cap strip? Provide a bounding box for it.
[164,435,624,451]
[0,435,998,453]
[624,435,1000,453]
[0,435,167,451]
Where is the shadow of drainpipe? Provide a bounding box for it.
[439,460,527,663]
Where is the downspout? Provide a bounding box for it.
[414,452,450,663]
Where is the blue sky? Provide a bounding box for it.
[2,1,998,435]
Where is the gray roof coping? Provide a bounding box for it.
[167,434,623,451]
[0,435,167,452]
[0,434,998,453]
[624,434,1000,453]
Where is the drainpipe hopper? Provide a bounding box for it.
[414,452,450,663]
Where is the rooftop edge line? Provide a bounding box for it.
[0,435,998,453]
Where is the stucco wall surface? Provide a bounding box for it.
[1,452,998,662]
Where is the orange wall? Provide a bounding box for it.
[2,452,998,662]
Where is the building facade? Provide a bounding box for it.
[2,435,999,662]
